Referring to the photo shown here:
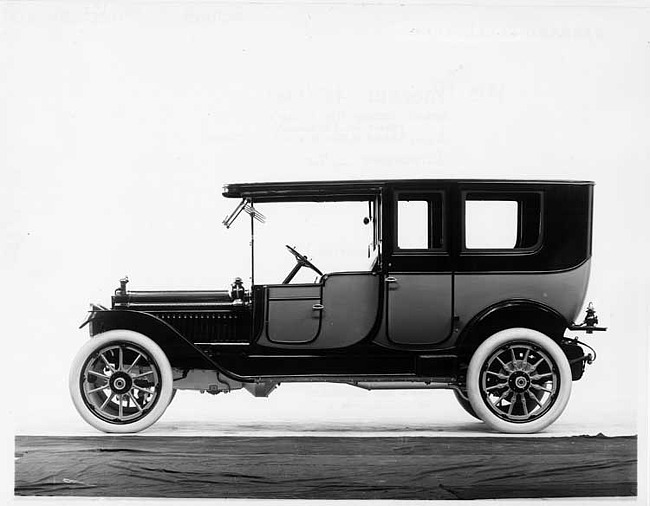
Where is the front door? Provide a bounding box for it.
[259,273,380,348]
[265,284,322,344]
[383,189,453,346]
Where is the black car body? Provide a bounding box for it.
[70,179,605,433]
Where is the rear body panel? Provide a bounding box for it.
[454,259,591,332]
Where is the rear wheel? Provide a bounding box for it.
[69,330,174,433]
[467,328,572,434]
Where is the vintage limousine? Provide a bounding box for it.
[69,179,605,433]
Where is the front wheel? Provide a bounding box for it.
[467,328,572,434]
[453,389,480,420]
[69,330,174,433]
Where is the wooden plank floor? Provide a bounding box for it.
[15,435,637,500]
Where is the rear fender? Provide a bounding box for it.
[84,309,249,382]
[457,299,569,359]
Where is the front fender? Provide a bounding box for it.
[83,309,250,382]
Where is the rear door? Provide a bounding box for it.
[383,188,453,345]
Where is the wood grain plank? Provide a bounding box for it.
[15,435,637,499]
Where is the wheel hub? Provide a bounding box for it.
[109,371,133,395]
[509,371,531,393]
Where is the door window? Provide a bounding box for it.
[397,200,428,249]
[395,193,444,251]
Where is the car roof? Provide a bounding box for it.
[223,179,594,202]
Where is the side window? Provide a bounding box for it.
[464,192,542,251]
[396,193,444,250]
[465,200,518,249]
[398,200,428,249]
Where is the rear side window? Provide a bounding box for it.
[464,192,542,251]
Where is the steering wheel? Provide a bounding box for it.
[283,245,323,284]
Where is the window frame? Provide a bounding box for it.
[393,191,447,254]
[461,190,544,256]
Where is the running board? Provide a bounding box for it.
[348,381,454,391]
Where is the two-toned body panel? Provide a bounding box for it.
[255,272,380,349]
[453,259,591,335]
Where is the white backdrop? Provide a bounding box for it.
[2,1,649,504]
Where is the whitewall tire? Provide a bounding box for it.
[467,328,572,434]
[69,330,174,433]
[453,389,480,420]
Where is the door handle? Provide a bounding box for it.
[312,304,324,310]
[385,277,397,283]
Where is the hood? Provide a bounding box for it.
[111,277,243,310]
[113,289,234,309]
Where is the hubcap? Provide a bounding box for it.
[109,372,132,395]
[510,372,531,392]
[80,342,161,424]
[479,341,559,423]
